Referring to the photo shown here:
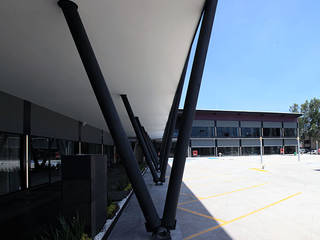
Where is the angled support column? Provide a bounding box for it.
[159,5,203,182]
[120,94,160,184]
[162,0,218,229]
[143,127,160,168]
[57,0,163,235]
[159,43,192,183]
[136,117,160,170]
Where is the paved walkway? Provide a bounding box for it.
[108,168,184,240]
[110,155,320,240]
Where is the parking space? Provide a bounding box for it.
[172,155,320,240]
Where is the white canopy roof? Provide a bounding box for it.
[0,0,205,138]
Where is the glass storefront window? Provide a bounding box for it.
[242,147,260,155]
[0,133,21,195]
[104,145,114,167]
[263,128,281,137]
[30,137,50,186]
[217,127,239,137]
[264,146,281,154]
[30,137,74,187]
[217,147,239,156]
[241,128,260,138]
[191,127,213,138]
[82,142,102,155]
[51,139,74,183]
[284,128,297,137]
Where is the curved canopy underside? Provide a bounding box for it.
[0,0,205,138]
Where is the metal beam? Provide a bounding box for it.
[136,117,160,170]
[159,47,191,183]
[121,94,160,183]
[57,0,162,233]
[159,12,203,182]
[143,127,160,168]
[162,0,218,229]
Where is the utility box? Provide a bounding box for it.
[62,155,107,237]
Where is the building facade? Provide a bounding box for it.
[0,90,114,196]
[174,110,301,157]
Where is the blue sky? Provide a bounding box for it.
[180,0,320,112]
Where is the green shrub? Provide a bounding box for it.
[123,183,132,191]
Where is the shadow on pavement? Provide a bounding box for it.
[168,165,232,240]
[109,165,232,240]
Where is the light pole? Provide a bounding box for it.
[260,136,264,169]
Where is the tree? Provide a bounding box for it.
[289,98,320,141]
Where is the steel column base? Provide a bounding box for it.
[152,227,171,240]
[161,219,177,230]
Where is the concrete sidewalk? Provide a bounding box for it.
[108,169,183,240]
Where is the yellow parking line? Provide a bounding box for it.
[250,168,269,172]
[178,183,267,206]
[184,192,302,240]
[178,207,227,224]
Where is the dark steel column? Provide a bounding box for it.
[143,127,160,168]
[121,94,160,183]
[159,107,172,169]
[162,0,218,229]
[57,0,161,232]
[159,50,191,182]
[159,10,203,182]
[136,117,160,170]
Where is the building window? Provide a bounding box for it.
[82,142,101,155]
[264,146,281,154]
[263,128,281,137]
[217,147,239,156]
[104,145,114,167]
[191,127,213,138]
[242,147,260,155]
[284,128,297,137]
[30,137,74,187]
[0,133,21,195]
[241,128,260,138]
[216,127,239,137]
[285,146,296,154]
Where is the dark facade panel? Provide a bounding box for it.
[283,122,297,128]
[217,139,240,147]
[216,120,239,127]
[241,139,260,147]
[103,131,113,145]
[191,139,215,147]
[192,120,215,127]
[0,91,23,134]
[264,139,282,146]
[82,125,102,144]
[284,139,298,146]
[31,104,78,141]
[240,121,261,128]
[263,121,282,128]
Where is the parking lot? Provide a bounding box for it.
[173,154,320,240]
